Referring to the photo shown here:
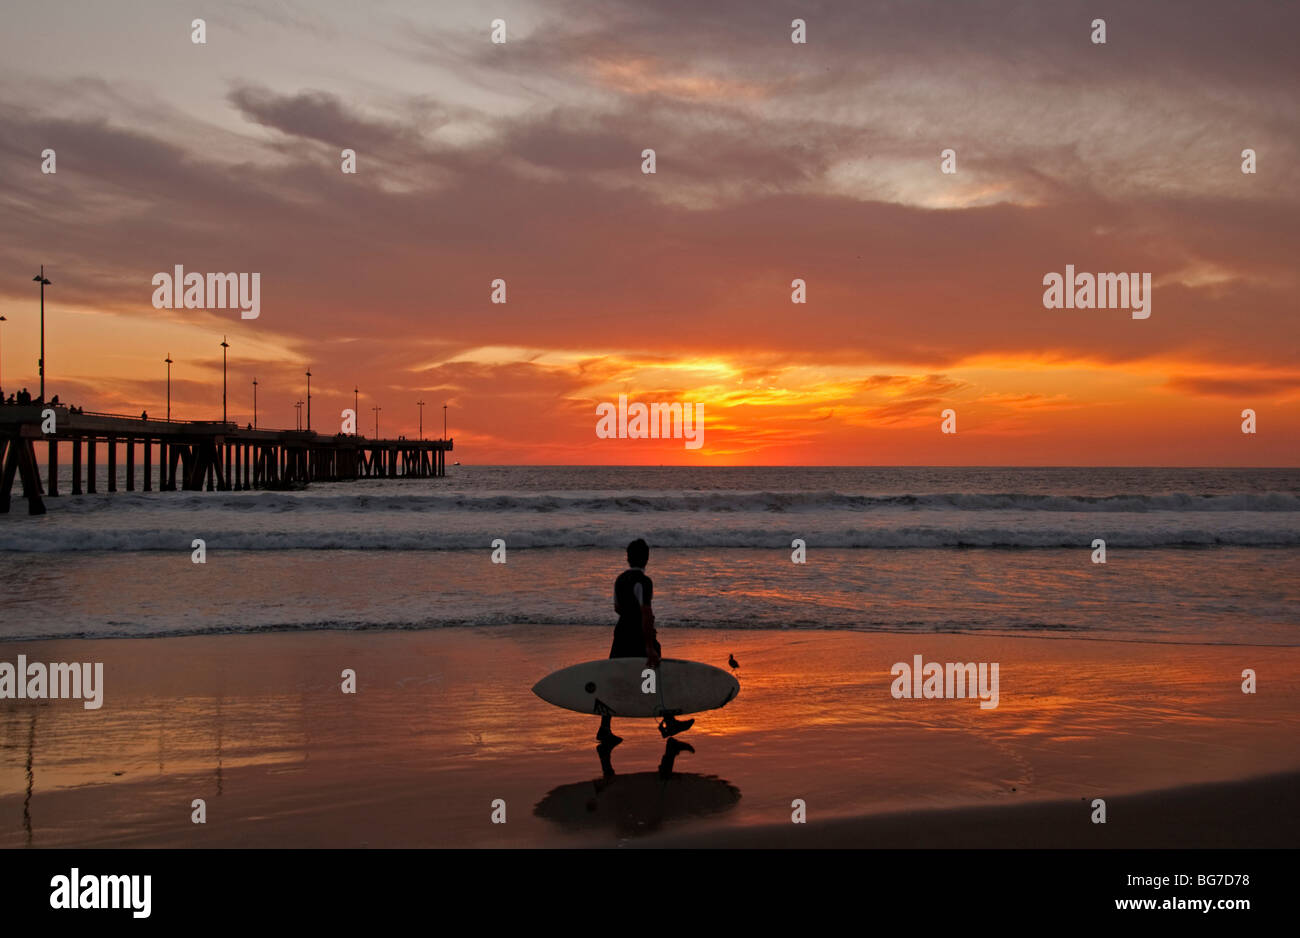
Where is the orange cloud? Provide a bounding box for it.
[590,57,766,101]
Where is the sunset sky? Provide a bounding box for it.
[0,0,1295,465]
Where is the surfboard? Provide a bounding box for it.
[532,658,740,718]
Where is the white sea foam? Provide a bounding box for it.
[1,518,1297,552]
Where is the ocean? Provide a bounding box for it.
[0,466,1295,645]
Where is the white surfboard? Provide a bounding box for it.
[532,658,740,718]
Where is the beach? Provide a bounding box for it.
[1,465,1295,849]
[2,626,1296,848]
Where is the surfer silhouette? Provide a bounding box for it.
[598,539,694,745]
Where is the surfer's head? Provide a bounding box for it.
[627,538,649,569]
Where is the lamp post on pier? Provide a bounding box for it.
[354,386,359,436]
[417,400,425,441]
[305,369,312,431]
[33,266,51,402]
[252,378,258,428]
[165,354,173,421]
[220,336,229,423]
[372,405,381,438]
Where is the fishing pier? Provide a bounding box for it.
[0,405,453,515]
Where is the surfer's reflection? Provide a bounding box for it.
[596,736,693,779]
[656,737,693,777]
[535,740,741,836]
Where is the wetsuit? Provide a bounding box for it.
[610,566,659,658]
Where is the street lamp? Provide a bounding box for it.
[220,336,229,423]
[0,315,7,397]
[305,368,312,431]
[372,405,381,438]
[443,403,447,441]
[417,400,425,440]
[295,400,304,430]
[353,386,359,436]
[252,377,258,428]
[32,266,51,402]
[165,354,173,421]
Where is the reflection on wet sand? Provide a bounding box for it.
[535,739,741,836]
[0,628,1296,848]
[23,711,34,847]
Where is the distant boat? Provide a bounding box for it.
[453,461,461,466]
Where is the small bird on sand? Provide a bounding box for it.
[728,653,739,671]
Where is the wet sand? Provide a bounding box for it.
[0,627,1296,847]
[652,771,1300,848]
